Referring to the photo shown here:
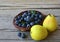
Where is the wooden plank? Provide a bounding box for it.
[0,29,60,40]
[0,9,60,16]
[0,0,60,5]
[0,9,60,30]
[0,5,60,10]
[0,5,60,9]
[0,40,60,42]
[0,0,60,9]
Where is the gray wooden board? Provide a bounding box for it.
[0,30,60,41]
[0,0,60,42]
[0,0,60,4]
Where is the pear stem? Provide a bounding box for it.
[48,14,51,16]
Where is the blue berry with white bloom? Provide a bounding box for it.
[17,16,21,19]
[15,20,19,25]
[26,16,31,22]
[34,21,38,24]
[18,23,22,27]
[22,13,27,17]
[27,24,30,27]
[30,22,34,26]
[39,15,42,19]
[18,32,21,37]
[21,23,26,27]
[35,14,39,17]
[34,17,38,20]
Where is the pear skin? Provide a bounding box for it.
[43,14,57,32]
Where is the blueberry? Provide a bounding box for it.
[18,32,22,37]
[26,16,31,22]
[30,22,34,26]
[28,13,31,16]
[35,14,39,17]
[39,15,42,19]
[18,23,22,27]
[34,21,38,24]
[22,13,27,17]
[20,17,24,20]
[37,19,40,23]
[34,17,38,20]
[18,32,26,38]
[17,16,21,19]
[24,17,27,21]
[19,19,22,22]
[15,20,19,25]
[27,24,30,27]
[21,33,26,38]
[21,23,26,27]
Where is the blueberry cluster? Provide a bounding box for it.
[15,10,44,28]
[18,32,27,38]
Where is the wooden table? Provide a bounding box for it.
[0,0,60,42]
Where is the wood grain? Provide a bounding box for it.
[0,0,60,9]
[0,30,60,41]
[0,0,60,5]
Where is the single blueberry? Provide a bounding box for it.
[24,17,27,21]
[30,22,34,26]
[19,19,22,22]
[18,32,22,37]
[35,14,39,17]
[17,16,21,19]
[37,19,40,23]
[21,33,26,38]
[22,13,27,17]
[34,17,38,20]
[26,16,31,22]
[34,21,38,24]
[27,24,30,27]
[20,17,24,20]
[39,15,42,19]
[28,13,31,16]
[15,20,19,25]
[21,23,26,27]
[18,23,22,27]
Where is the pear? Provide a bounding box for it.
[30,25,48,40]
[43,14,57,32]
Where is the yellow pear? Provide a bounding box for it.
[43,14,57,32]
[30,25,48,40]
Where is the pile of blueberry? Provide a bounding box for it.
[14,10,45,28]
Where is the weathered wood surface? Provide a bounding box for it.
[0,0,60,42]
[0,0,60,9]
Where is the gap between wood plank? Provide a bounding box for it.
[0,7,60,10]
